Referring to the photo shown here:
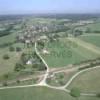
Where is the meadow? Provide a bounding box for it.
[68,68,100,93]
[79,35,100,47]
[42,38,99,68]
[0,87,99,100]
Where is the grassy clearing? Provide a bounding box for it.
[76,23,100,32]
[0,47,21,76]
[79,35,100,47]
[68,68,100,93]
[41,38,99,68]
[0,43,33,77]
[0,87,99,100]
[86,23,100,31]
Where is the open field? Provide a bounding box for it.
[0,33,16,46]
[41,38,100,68]
[76,22,100,32]
[0,86,99,100]
[0,36,33,77]
[85,23,100,32]
[67,68,100,93]
[0,47,21,76]
[79,35,100,47]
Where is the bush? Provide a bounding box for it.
[9,46,15,52]
[3,74,9,79]
[21,53,30,64]
[70,88,81,98]
[96,93,100,98]
[14,63,25,72]
[2,82,8,86]
[16,80,20,84]
[16,47,22,52]
[3,54,10,60]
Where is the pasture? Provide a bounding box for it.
[41,38,99,68]
[0,87,99,100]
[67,68,100,93]
[79,35,100,47]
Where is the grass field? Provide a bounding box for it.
[86,23,100,31]
[0,31,18,75]
[76,22,100,32]
[79,35,100,47]
[0,87,99,100]
[0,33,16,45]
[0,46,21,76]
[0,32,33,77]
[41,38,99,68]
[68,68,100,93]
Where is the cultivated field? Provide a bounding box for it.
[76,22,100,32]
[79,35,100,47]
[67,68,100,93]
[0,87,99,100]
[42,38,100,68]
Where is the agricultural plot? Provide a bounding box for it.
[76,23,100,33]
[41,38,99,68]
[0,87,100,100]
[86,23,100,32]
[0,31,20,76]
[79,35,100,47]
[67,68,100,93]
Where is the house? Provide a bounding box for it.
[26,60,32,65]
[26,58,36,65]
[38,35,48,41]
[42,49,50,55]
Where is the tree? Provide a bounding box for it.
[3,74,9,80]
[96,93,100,98]
[20,53,29,64]
[70,88,81,99]
[37,41,45,49]
[14,63,25,72]
[16,47,22,52]
[59,74,64,79]
[2,82,8,86]
[3,54,10,60]
[16,80,20,84]
[9,46,15,52]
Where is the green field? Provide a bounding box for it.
[41,38,99,68]
[68,68,100,93]
[0,31,17,75]
[79,35,100,47]
[86,23,100,31]
[0,87,99,100]
[0,33,33,77]
[0,47,21,76]
[76,23,100,32]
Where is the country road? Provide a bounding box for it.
[0,41,99,97]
